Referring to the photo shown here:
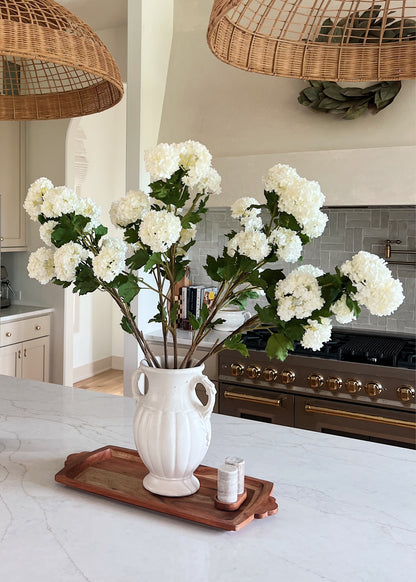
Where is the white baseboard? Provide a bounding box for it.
[73,357,112,383]
[112,356,124,370]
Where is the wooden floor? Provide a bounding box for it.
[74,369,124,396]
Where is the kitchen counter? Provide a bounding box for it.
[0,375,415,582]
[0,304,53,323]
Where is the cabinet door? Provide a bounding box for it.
[0,122,26,250]
[22,337,50,382]
[0,343,21,377]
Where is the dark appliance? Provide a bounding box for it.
[1,265,14,308]
[218,329,416,449]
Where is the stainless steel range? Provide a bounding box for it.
[218,330,416,449]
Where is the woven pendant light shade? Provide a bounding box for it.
[0,0,123,120]
[207,0,416,81]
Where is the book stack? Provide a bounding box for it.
[180,285,217,328]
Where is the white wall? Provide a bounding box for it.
[66,92,127,381]
[159,0,416,204]
[123,0,174,395]
[4,120,70,384]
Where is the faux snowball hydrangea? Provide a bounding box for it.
[178,140,212,190]
[275,265,324,321]
[263,164,299,192]
[231,197,260,219]
[27,247,55,284]
[193,167,222,196]
[144,142,180,181]
[301,318,332,350]
[139,209,182,253]
[77,197,101,231]
[268,227,302,263]
[340,251,404,316]
[331,294,356,324]
[24,177,54,221]
[54,242,88,282]
[41,186,80,218]
[227,230,271,261]
[263,164,327,239]
[39,220,58,247]
[110,190,151,227]
[92,237,127,283]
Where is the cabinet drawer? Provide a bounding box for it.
[0,315,50,346]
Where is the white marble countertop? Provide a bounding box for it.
[146,327,230,349]
[0,304,53,323]
[0,375,415,582]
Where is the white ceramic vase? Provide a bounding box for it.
[214,307,251,332]
[131,359,216,497]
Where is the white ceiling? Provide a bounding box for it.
[59,0,127,31]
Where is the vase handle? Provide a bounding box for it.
[193,374,216,417]
[131,368,145,403]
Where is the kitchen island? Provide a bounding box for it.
[0,375,415,582]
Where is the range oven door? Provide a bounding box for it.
[295,395,416,449]
[219,382,294,425]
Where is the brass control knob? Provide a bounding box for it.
[263,368,278,382]
[231,363,245,377]
[280,369,296,384]
[365,382,382,398]
[345,378,362,394]
[247,365,261,379]
[308,373,324,390]
[397,385,415,403]
[326,376,342,391]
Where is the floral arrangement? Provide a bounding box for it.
[24,140,404,369]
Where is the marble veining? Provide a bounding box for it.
[0,375,415,582]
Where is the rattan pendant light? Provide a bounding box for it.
[0,0,123,120]
[207,0,416,81]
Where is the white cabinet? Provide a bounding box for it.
[0,315,50,381]
[0,122,26,251]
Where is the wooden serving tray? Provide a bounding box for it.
[55,445,278,531]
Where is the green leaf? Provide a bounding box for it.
[323,85,347,101]
[73,262,100,295]
[254,304,280,326]
[342,103,369,119]
[144,253,163,271]
[51,214,90,247]
[121,315,135,334]
[126,248,152,270]
[224,334,249,357]
[188,311,201,330]
[265,333,293,362]
[117,274,140,304]
[169,302,180,325]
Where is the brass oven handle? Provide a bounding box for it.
[224,391,282,408]
[305,405,416,429]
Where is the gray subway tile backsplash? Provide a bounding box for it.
[188,206,416,335]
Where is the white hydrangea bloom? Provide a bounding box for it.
[301,318,332,350]
[296,264,324,277]
[24,177,54,221]
[340,251,404,316]
[263,164,299,192]
[39,220,58,247]
[27,247,55,284]
[144,143,180,181]
[179,226,197,247]
[92,237,127,283]
[178,140,212,189]
[54,242,88,282]
[268,227,302,263]
[77,197,102,231]
[227,230,271,261]
[139,209,182,253]
[331,294,356,324]
[231,197,261,219]
[275,265,324,321]
[193,167,222,196]
[301,210,328,238]
[41,186,80,218]
[110,190,151,228]
[240,209,263,231]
